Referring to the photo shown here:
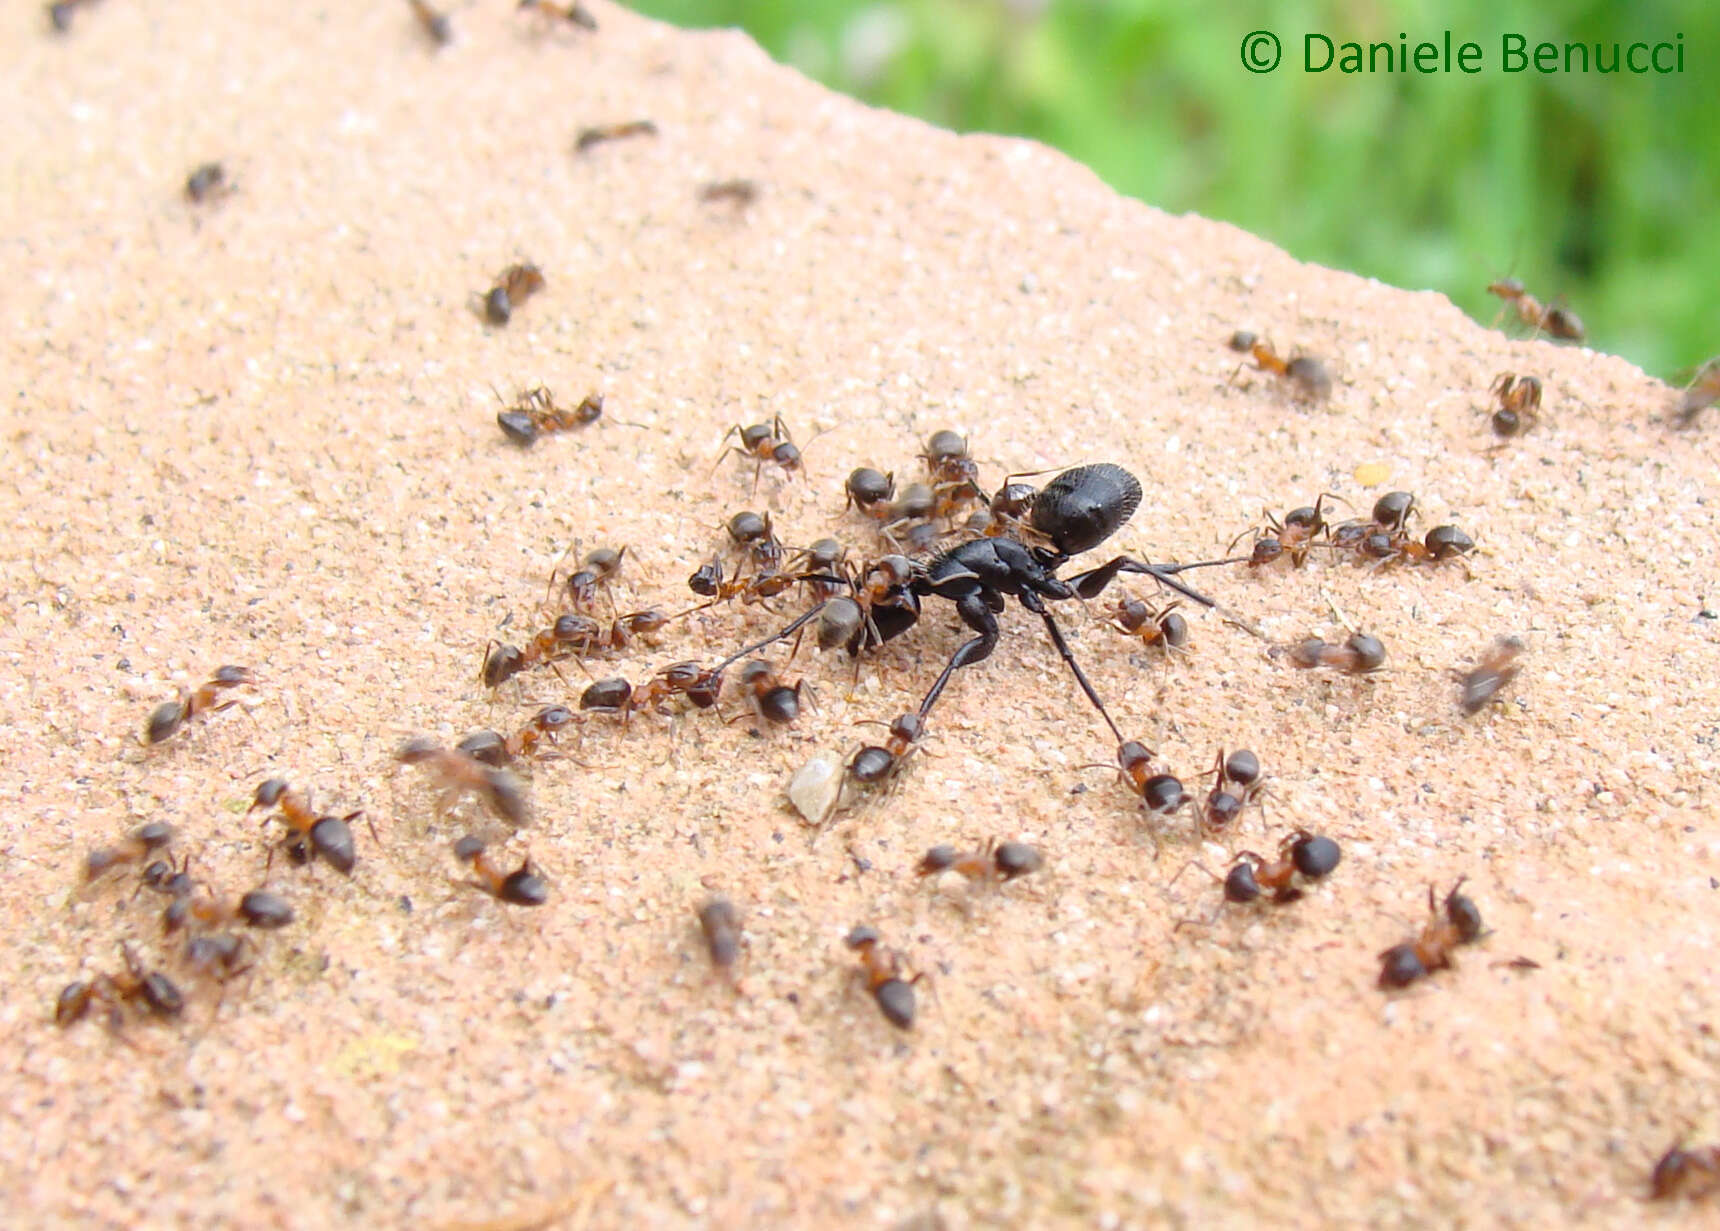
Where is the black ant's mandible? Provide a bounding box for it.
[704,463,1239,742]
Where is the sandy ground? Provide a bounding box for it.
[3,1,1718,1228]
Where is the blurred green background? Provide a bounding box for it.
[629,0,1714,382]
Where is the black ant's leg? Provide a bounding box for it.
[1067,555,1242,605]
[1019,590,1124,745]
[915,592,998,722]
[709,600,830,676]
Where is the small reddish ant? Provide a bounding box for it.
[844,925,923,1031]
[1457,635,1525,716]
[1287,633,1387,675]
[737,660,805,727]
[1377,878,1486,989]
[1488,373,1543,438]
[916,839,1043,886]
[716,416,802,491]
[1650,1142,1720,1200]
[919,430,980,489]
[56,944,184,1031]
[1175,830,1341,928]
[843,712,927,797]
[697,897,742,973]
[48,0,99,33]
[497,387,602,446]
[184,162,234,206]
[623,661,726,716]
[482,609,672,687]
[548,545,626,614]
[458,705,581,766]
[248,779,370,875]
[479,263,545,326]
[407,0,453,45]
[844,468,896,519]
[145,665,256,744]
[1230,494,1342,568]
[1675,358,1720,428]
[1330,493,1474,568]
[1199,747,1264,836]
[164,886,295,935]
[84,822,174,883]
[396,738,531,827]
[519,0,596,31]
[1107,596,1189,654]
[451,836,547,906]
[699,178,760,207]
[1228,331,1332,402]
[1487,277,1584,342]
[575,120,655,152]
[723,510,787,573]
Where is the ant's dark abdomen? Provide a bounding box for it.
[1031,463,1142,556]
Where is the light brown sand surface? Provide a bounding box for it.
[4,2,1718,1227]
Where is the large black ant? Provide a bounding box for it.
[1228,331,1333,402]
[497,387,602,447]
[145,665,255,744]
[248,779,371,875]
[844,925,923,1031]
[1487,277,1584,342]
[1377,878,1487,989]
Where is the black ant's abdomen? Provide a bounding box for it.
[1030,463,1142,557]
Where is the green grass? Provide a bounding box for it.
[630,0,1717,382]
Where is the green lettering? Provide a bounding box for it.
[1502,33,1526,72]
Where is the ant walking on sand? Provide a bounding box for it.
[1377,878,1487,988]
[1228,331,1333,402]
[1487,277,1584,342]
[145,666,256,744]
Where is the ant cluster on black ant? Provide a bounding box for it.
[248,779,372,876]
[496,387,602,446]
[1377,878,1487,989]
[1487,277,1584,342]
[1228,331,1333,402]
[145,665,256,744]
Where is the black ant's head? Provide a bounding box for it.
[1029,463,1142,558]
